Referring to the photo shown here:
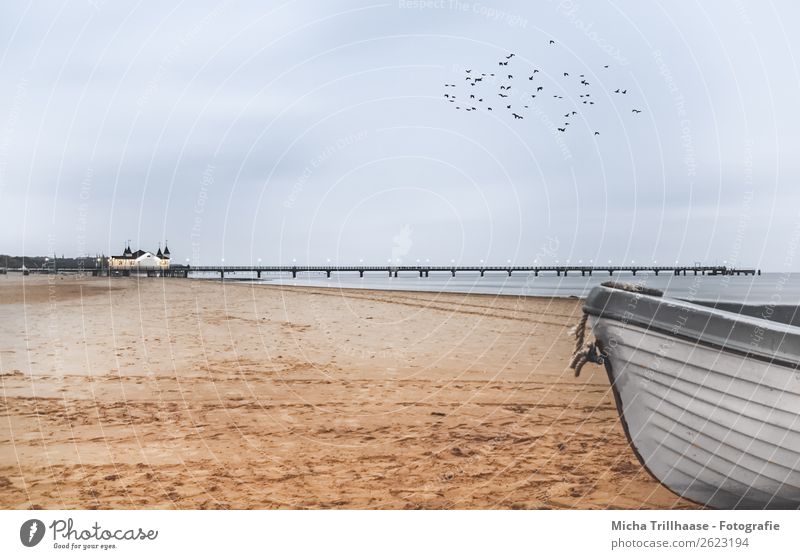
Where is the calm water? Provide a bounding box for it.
[189,270,800,303]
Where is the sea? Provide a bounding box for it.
[188,270,800,304]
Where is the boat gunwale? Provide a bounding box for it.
[583,286,800,370]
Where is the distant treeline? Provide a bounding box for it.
[0,255,107,269]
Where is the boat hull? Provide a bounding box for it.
[589,312,800,509]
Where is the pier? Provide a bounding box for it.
[4,264,760,278]
[184,264,760,279]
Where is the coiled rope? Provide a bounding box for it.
[568,313,603,377]
[568,282,662,377]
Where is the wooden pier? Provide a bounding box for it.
[5,264,760,279]
[187,265,760,279]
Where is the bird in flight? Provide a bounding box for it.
[632,109,642,113]
[442,49,629,140]
[549,40,555,44]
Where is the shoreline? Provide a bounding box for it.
[188,276,590,300]
[0,275,696,509]
[222,278,585,300]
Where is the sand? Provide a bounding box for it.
[0,274,696,509]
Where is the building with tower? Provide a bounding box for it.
[109,241,171,274]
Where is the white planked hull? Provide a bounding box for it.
[591,316,800,509]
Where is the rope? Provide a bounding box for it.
[567,281,660,376]
[568,312,603,377]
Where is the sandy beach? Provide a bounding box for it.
[0,274,696,509]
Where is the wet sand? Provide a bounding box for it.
[0,274,696,509]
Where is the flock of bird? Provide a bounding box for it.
[442,43,643,137]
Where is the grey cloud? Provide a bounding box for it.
[1,0,798,270]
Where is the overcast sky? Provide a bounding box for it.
[1,1,798,269]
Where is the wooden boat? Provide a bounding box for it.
[571,281,800,509]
